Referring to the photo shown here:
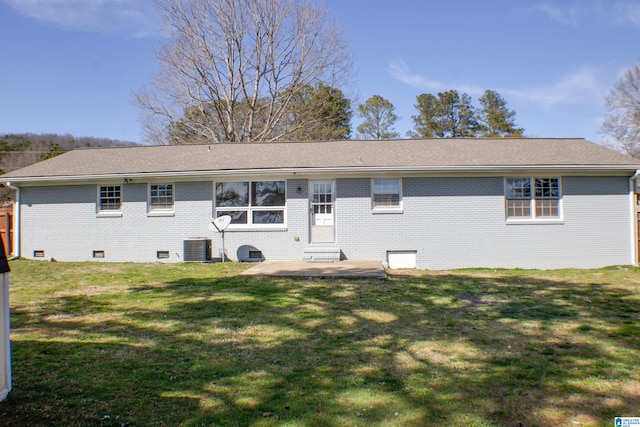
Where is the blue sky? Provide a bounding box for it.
[1,0,639,144]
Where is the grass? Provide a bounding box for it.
[2,260,640,426]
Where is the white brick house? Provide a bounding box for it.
[3,138,639,269]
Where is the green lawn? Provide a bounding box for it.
[2,260,640,426]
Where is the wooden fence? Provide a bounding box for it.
[0,207,12,256]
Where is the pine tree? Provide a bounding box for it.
[356,95,400,140]
[477,90,523,137]
[410,90,478,138]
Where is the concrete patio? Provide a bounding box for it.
[240,259,387,278]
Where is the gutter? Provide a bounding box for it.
[5,183,19,258]
[4,164,640,184]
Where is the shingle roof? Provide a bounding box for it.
[3,138,638,182]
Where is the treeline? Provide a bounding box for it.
[166,88,524,145]
[1,133,138,203]
[357,89,523,141]
[0,133,138,174]
[167,82,352,144]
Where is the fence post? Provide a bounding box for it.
[0,210,11,256]
[5,213,10,257]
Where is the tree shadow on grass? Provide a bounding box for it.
[4,270,640,426]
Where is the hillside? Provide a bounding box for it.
[1,133,139,203]
[1,133,139,174]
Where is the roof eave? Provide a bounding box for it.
[5,164,639,185]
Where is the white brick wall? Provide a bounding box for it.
[18,175,634,268]
[20,180,310,263]
[21,182,217,262]
[335,176,632,269]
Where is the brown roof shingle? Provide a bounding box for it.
[2,138,638,182]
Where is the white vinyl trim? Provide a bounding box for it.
[5,183,19,257]
[629,170,639,265]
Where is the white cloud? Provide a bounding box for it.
[503,66,603,108]
[389,61,604,109]
[611,1,640,27]
[2,0,162,38]
[532,0,640,28]
[388,60,445,91]
[532,3,582,26]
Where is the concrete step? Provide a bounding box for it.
[303,246,341,262]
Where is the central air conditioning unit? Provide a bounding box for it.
[183,238,212,262]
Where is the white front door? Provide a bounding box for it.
[310,181,335,243]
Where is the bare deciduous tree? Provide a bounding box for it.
[601,62,640,157]
[135,0,352,144]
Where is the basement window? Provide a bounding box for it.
[93,250,105,259]
[156,250,170,259]
[33,250,45,258]
[249,250,263,259]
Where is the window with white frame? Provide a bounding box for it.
[505,177,560,219]
[98,185,121,212]
[372,179,401,209]
[149,184,174,211]
[215,181,285,225]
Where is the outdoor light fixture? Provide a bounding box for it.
[297,187,302,194]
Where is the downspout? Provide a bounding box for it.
[629,170,639,266]
[5,183,19,259]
